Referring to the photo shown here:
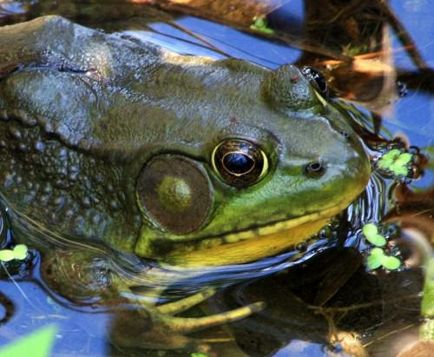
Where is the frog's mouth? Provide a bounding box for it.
[163,200,351,267]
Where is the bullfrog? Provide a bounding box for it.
[0,16,371,350]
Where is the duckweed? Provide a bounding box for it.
[362,223,386,247]
[0,244,28,262]
[362,223,401,271]
[250,16,275,34]
[378,148,413,176]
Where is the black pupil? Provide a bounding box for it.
[223,153,255,175]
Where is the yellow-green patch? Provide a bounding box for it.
[0,250,14,262]
[367,247,384,270]
[378,149,413,176]
[12,244,28,260]
[250,16,275,34]
[362,223,386,247]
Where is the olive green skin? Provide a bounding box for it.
[0,16,370,265]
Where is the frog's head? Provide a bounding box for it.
[134,63,371,266]
[0,17,370,268]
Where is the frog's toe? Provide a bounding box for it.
[156,288,216,315]
[114,287,264,350]
[110,310,216,351]
[160,301,265,333]
[110,301,263,351]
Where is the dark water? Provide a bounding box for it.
[0,1,433,356]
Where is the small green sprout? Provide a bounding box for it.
[250,15,275,34]
[377,148,413,176]
[190,353,208,357]
[0,244,28,262]
[362,223,402,271]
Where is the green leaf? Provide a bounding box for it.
[253,17,266,28]
[377,158,392,169]
[258,27,275,34]
[367,248,384,270]
[378,149,401,169]
[382,149,401,161]
[191,353,208,357]
[366,233,387,247]
[12,244,28,260]
[362,223,378,239]
[395,153,413,165]
[381,256,401,270]
[0,325,58,357]
[378,158,393,169]
[421,258,434,318]
[250,16,275,34]
[390,164,409,176]
[0,250,14,262]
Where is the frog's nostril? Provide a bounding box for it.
[304,161,326,178]
[339,130,350,139]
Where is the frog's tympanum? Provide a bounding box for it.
[0,16,370,350]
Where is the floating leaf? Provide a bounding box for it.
[378,149,413,177]
[377,159,391,170]
[250,16,275,34]
[366,233,387,247]
[0,250,14,262]
[12,244,28,260]
[252,16,266,28]
[389,163,409,176]
[362,223,378,238]
[363,224,386,246]
[378,149,401,169]
[382,149,401,161]
[381,256,401,270]
[395,152,413,165]
[367,248,384,270]
[0,324,58,357]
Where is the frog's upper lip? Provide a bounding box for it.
[220,201,349,243]
[162,199,353,267]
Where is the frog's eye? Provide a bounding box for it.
[301,67,328,96]
[211,139,268,188]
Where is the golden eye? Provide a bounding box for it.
[211,139,269,188]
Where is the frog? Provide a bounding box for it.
[0,16,371,350]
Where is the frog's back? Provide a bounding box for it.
[0,16,267,154]
[0,16,167,247]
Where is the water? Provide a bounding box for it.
[0,1,433,356]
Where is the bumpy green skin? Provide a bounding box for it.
[0,16,370,262]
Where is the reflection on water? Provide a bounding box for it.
[0,1,433,356]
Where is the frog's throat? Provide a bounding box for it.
[156,200,351,267]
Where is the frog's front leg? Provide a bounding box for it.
[111,288,263,351]
[40,248,263,350]
[154,288,264,334]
